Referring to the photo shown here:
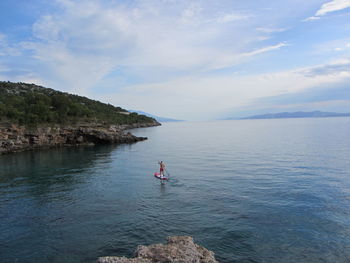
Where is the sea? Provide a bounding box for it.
[1,118,350,263]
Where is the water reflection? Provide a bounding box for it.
[0,145,120,263]
[0,145,116,186]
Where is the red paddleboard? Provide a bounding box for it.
[154,172,168,181]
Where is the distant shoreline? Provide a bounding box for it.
[237,111,350,120]
[238,115,350,120]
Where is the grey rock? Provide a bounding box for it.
[97,236,219,263]
[0,122,157,155]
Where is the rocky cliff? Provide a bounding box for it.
[0,121,159,154]
[97,236,218,263]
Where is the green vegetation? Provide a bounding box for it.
[0,81,156,126]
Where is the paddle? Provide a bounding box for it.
[164,168,170,177]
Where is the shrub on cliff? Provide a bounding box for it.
[0,81,156,126]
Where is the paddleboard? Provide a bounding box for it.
[154,172,168,181]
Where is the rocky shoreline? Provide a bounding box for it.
[97,236,219,263]
[0,121,160,155]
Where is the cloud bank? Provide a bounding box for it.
[0,0,349,120]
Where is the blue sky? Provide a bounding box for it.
[0,0,350,120]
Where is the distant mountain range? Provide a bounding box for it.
[240,111,350,120]
[130,110,184,122]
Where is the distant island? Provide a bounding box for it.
[240,111,350,120]
[0,81,160,154]
[130,110,184,122]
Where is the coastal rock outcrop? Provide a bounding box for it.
[97,236,219,263]
[0,122,159,154]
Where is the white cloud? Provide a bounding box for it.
[305,0,350,21]
[179,3,203,25]
[215,13,251,23]
[184,42,289,71]
[205,42,288,71]
[315,0,350,16]
[0,33,21,56]
[243,42,288,57]
[0,70,48,86]
[303,16,321,22]
[5,0,342,119]
[17,0,287,94]
[300,58,350,76]
[98,58,350,120]
[256,27,287,33]
[312,37,350,53]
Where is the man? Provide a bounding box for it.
[159,161,165,178]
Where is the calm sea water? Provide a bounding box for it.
[1,118,350,263]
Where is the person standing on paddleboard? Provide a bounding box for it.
[159,161,165,178]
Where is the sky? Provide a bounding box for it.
[0,0,350,120]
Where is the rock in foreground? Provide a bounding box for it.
[97,236,218,263]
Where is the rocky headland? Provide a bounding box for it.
[0,121,159,155]
[97,236,219,263]
[0,81,162,154]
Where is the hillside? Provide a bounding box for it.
[0,81,157,126]
[130,110,184,122]
[241,111,350,120]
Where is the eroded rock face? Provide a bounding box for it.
[97,236,219,263]
[0,122,157,154]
